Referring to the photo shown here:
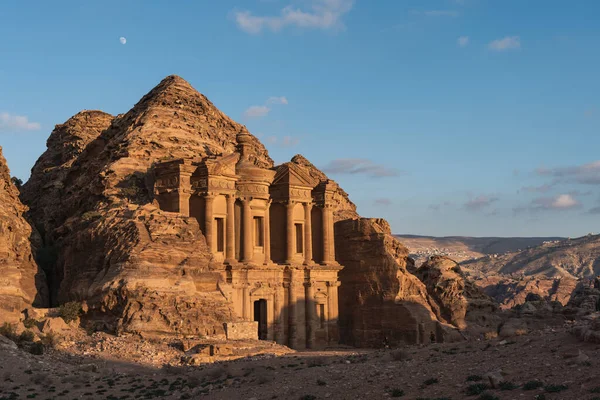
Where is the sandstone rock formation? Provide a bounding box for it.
[566,277,600,314]
[0,146,47,322]
[476,275,578,310]
[21,74,498,346]
[20,76,270,336]
[416,256,497,331]
[335,219,457,347]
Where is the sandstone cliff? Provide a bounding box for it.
[0,147,47,322]
[334,219,458,346]
[20,76,270,336]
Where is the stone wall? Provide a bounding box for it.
[225,322,259,340]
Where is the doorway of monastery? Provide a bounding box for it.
[253,299,268,340]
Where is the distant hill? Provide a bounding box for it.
[461,233,600,279]
[395,233,598,309]
[394,234,565,266]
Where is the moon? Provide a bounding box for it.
[119,37,127,45]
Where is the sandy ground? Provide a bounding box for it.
[1,327,599,400]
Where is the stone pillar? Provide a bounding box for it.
[178,170,193,216]
[303,202,313,265]
[286,201,295,264]
[273,283,284,344]
[321,206,333,264]
[178,189,191,217]
[288,275,298,348]
[225,195,236,263]
[327,281,340,343]
[204,194,214,253]
[264,201,272,265]
[242,285,249,320]
[267,294,275,341]
[305,281,316,349]
[242,198,253,263]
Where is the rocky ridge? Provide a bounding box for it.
[0,146,47,322]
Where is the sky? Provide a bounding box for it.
[0,0,599,238]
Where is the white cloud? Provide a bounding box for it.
[245,96,289,118]
[488,36,521,51]
[244,105,271,118]
[267,96,289,105]
[533,193,580,210]
[0,112,41,132]
[119,36,127,45]
[234,0,354,34]
[457,36,469,47]
[536,160,600,185]
[322,158,400,178]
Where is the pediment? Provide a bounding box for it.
[205,153,240,177]
[272,163,317,188]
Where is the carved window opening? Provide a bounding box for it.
[254,217,264,247]
[216,218,225,252]
[319,304,326,329]
[295,223,303,254]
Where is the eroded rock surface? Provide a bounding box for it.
[416,255,497,331]
[0,147,47,322]
[334,218,456,347]
[20,76,269,336]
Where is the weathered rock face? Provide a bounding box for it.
[416,256,497,331]
[476,276,578,310]
[21,110,114,241]
[334,218,456,347]
[20,76,272,336]
[0,147,47,322]
[566,277,600,314]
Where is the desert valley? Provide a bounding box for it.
[1,75,599,400]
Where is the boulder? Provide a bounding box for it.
[415,256,498,332]
[40,316,70,333]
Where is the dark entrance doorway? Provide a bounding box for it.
[254,299,268,340]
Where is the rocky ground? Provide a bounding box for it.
[1,325,599,400]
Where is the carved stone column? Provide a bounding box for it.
[327,281,341,343]
[178,188,191,217]
[321,205,333,264]
[273,283,284,344]
[225,194,236,263]
[305,281,316,349]
[286,201,295,264]
[303,202,313,265]
[264,200,272,265]
[204,194,215,253]
[288,274,298,348]
[242,198,253,263]
[178,170,193,216]
[242,284,249,320]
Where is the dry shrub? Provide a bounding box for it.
[484,331,498,340]
[514,329,528,336]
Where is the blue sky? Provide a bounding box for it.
[1,0,599,237]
